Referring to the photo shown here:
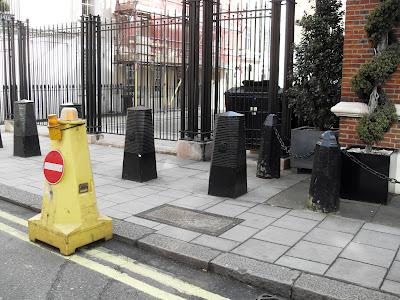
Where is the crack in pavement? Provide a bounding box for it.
[98,266,122,300]
[46,260,69,300]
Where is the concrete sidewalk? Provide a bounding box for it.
[0,131,400,299]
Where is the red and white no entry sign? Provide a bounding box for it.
[43,151,64,184]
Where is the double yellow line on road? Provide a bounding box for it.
[0,209,229,300]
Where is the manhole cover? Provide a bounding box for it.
[137,204,243,236]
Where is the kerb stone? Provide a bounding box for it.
[210,252,300,298]
[112,219,154,245]
[137,233,221,269]
[292,273,400,300]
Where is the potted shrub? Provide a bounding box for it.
[286,0,344,171]
[340,0,400,204]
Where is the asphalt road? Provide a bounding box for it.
[0,200,278,300]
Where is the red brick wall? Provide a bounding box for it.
[340,117,400,149]
[339,0,400,148]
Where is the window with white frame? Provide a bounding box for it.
[82,0,94,15]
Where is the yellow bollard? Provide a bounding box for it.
[28,108,112,255]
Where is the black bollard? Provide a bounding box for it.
[256,114,281,179]
[122,106,157,182]
[59,102,83,119]
[208,111,247,198]
[14,100,41,157]
[308,131,341,213]
[0,126,3,148]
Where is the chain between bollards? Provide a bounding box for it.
[273,127,315,159]
[274,127,399,184]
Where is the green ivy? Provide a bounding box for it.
[365,0,400,47]
[353,0,400,147]
[357,100,397,145]
[352,43,400,101]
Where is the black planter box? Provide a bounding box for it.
[340,147,393,204]
[291,127,324,170]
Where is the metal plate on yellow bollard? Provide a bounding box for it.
[43,151,64,184]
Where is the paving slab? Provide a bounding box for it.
[275,255,329,275]
[354,229,400,250]
[318,215,364,234]
[95,184,128,195]
[382,280,400,296]
[169,195,216,209]
[236,212,277,229]
[287,209,326,221]
[363,222,400,236]
[124,216,160,228]
[326,258,387,289]
[387,261,400,283]
[192,235,240,252]
[247,204,289,218]
[266,179,310,209]
[373,205,400,229]
[286,241,342,265]
[205,202,249,218]
[112,201,158,215]
[236,185,283,203]
[210,252,300,298]
[293,273,400,300]
[339,199,379,221]
[231,238,289,263]
[340,242,396,268]
[223,199,257,208]
[303,227,354,248]
[134,194,176,206]
[254,226,305,246]
[99,190,140,204]
[219,225,259,242]
[156,225,201,242]
[101,207,132,220]
[272,215,318,233]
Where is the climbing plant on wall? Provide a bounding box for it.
[352,0,400,151]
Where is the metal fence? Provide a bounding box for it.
[0,0,276,143]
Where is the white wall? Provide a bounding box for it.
[19,0,81,26]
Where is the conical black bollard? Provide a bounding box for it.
[122,106,157,182]
[257,114,281,179]
[208,111,247,198]
[0,128,3,148]
[308,131,341,213]
[14,100,41,157]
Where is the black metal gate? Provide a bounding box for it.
[0,0,280,144]
[1,17,30,120]
[81,15,102,134]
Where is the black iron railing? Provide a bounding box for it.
[0,0,278,143]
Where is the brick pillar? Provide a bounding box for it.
[339,0,400,148]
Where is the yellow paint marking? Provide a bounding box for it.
[68,255,186,300]
[0,209,231,300]
[85,248,230,300]
[0,210,28,227]
[0,221,186,300]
